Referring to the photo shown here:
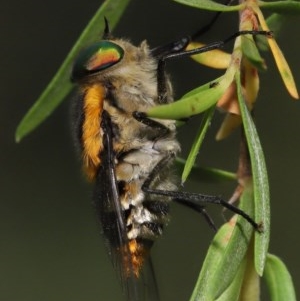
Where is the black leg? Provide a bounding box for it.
[150,0,235,58]
[142,156,261,231]
[150,37,190,59]
[175,198,217,231]
[156,30,271,102]
[132,111,171,135]
[162,30,272,61]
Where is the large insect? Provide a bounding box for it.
[71,20,266,301]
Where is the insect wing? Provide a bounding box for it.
[94,110,158,301]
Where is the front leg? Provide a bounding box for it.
[132,111,171,136]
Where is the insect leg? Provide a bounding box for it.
[142,156,261,231]
[175,199,218,231]
[151,0,234,59]
[163,30,272,61]
[156,30,272,102]
[132,111,170,135]
[150,37,190,59]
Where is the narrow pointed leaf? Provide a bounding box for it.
[216,113,242,140]
[184,75,224,98]
[258,0,300,14]
[176,158,237,182]
[216,258,246,301]
[147,66,236,120]
[266,13,289,36]
[15,0,131,142]
[187,42,231,69]
[241,36,266,70]
[238,242,260,301]
[181,106,215,183]
[235,71,270,275]
[263,254,297,301]
[173,0,244,11]
[267,38,299,98]
[239,16,266,70]
[147,83,220,119]
[254,6,299,99]
[190,217,236,301]
[190,183,255,301]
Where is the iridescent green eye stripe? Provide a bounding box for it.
[15,0,131,142]
[72,41,124,78]
[86,42,124,71]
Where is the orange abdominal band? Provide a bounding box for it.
[82,84,105,181]
[122,239,150,278]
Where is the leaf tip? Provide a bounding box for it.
[289,88,299,100]
[15,128,23,143]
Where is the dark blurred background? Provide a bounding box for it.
[1,0,299,300]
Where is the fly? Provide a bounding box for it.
[71,19,268,301]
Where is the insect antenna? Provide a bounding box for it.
[102,17,111,39]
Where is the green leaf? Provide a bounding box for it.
[238,241,260,301]
[173,0,244,12]
[184,75,224,98]
[147,83,219,119]
[215,258,246,301]
[241,35,266,70]
[266,13,289,36]
[181,106,215,184]
[176,158,237,182]
[235,72,270,276]
[263,254,297,301]
[259,0,300,14]
[190,183,255,301]
[147,67,235,120]
[15,0,131,142]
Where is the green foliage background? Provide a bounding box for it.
[1,0,299,300]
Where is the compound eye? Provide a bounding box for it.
[72,41,124,81]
